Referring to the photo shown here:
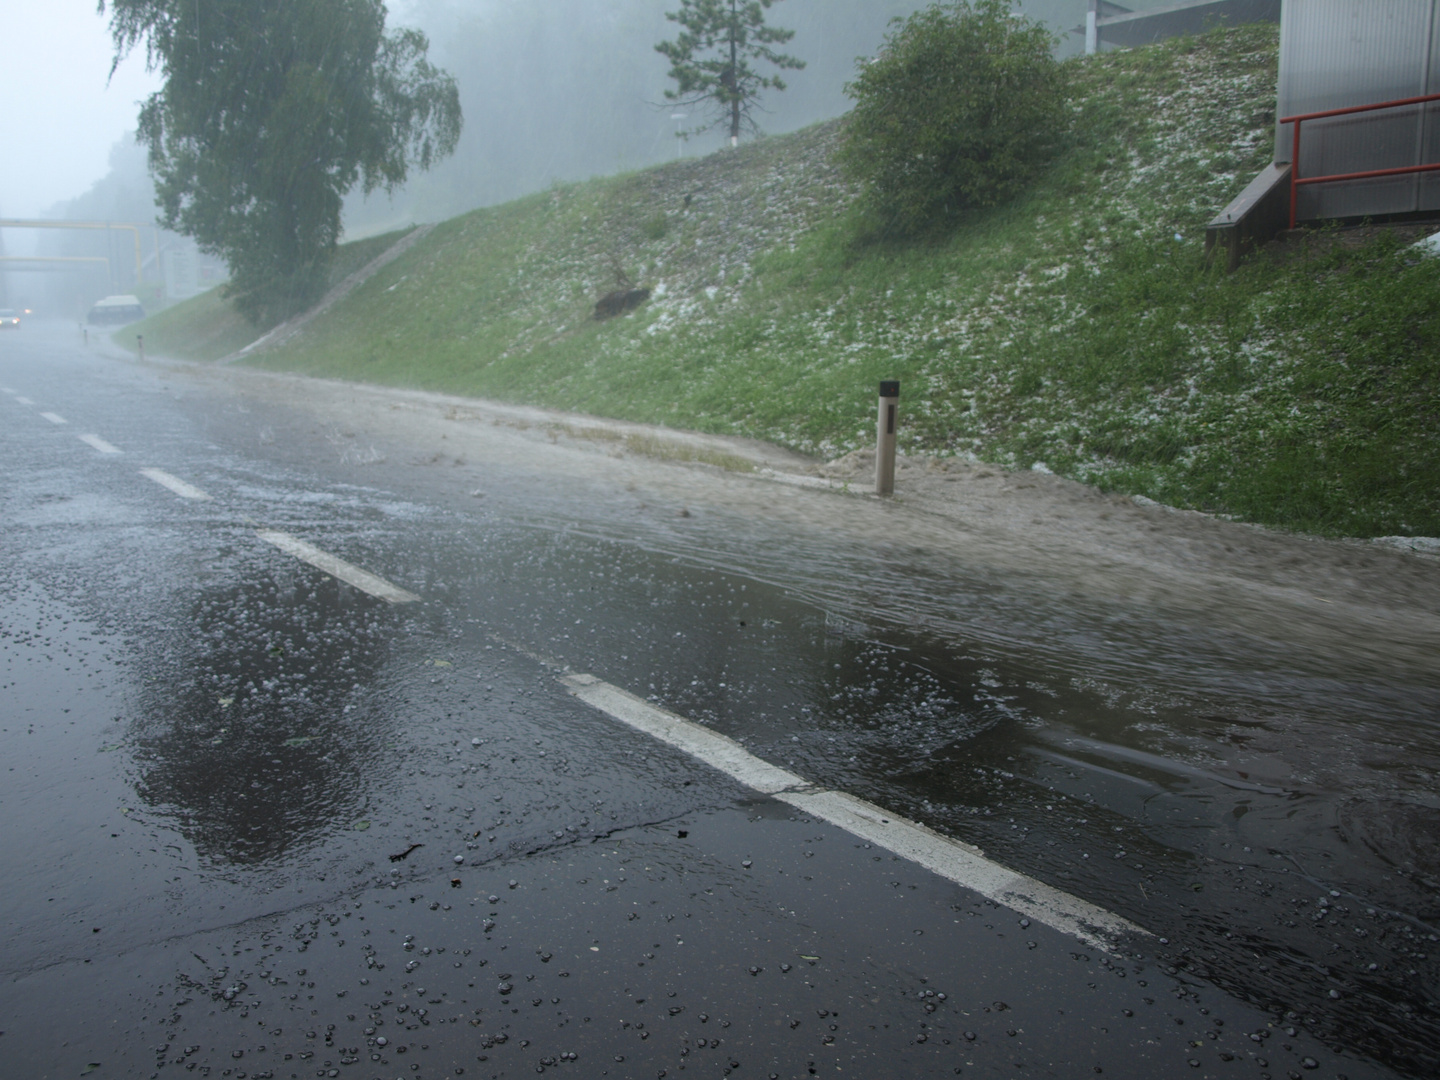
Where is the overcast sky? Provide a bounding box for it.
[0,1,438,221]
[0,0,1091,224]
[0,0,164,219]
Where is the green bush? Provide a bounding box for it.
[839,0,1067,235]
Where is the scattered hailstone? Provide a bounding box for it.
[1373,536,1440,555]
[1030,462,1053,475]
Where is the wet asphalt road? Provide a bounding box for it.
[1,322,1435,1079]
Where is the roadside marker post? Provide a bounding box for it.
[136,334,145,362]
[875,380,899,497]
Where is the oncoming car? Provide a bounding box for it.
[0,308,20,329]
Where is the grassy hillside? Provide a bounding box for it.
[166,25,1440,538]
[123,229,414,363]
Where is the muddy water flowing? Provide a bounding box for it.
[2,324,1437,1076]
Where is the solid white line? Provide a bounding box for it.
[775,788,1139,948]
[1,387,15,394]
[79,434,122,455]
[140,468,212,501]
[256,530,420,604]
[560,673,1147,951]
[16,396,34,405]
[40,412,67,425]
[562,675,805,794]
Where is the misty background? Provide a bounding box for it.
[3,0,1135,317]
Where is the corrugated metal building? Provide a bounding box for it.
[1276,0,1440,222]
[1206,0,1440,266]
[1080,0,1281,53]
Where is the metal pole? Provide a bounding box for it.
[875,380,899,497]
[1085,0,1099,55]
[1290,117,1301,229]
[1416,0,1439,213]
[128,225,142,285]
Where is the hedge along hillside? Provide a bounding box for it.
[245,23,1440,539]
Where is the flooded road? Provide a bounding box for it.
[1,321,1437,1078]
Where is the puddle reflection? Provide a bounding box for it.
[130,572,396,865]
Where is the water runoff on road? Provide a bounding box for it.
[1,332,1437,1077]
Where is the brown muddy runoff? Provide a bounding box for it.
[142,357,1440,1073]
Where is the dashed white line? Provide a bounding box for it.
[256,530,420,604]
[1,387,15,394]
[7,372,1127,946]
[560,672,1146,950]
[79,434,123,455]
[140,468,212,501]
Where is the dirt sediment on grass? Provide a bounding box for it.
[142,353,1440,688]
[820,447,1440,678]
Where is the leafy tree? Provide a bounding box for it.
[100,0,462,324]
[656,0,805,148]
[840,0,1066,236]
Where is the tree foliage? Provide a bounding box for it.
[656,0,805,146]
[840,0,1066,236]
[100,0,462,324]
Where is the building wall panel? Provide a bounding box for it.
[1096,0,1281,50]
[1275,0,1439,220]
[1421,3,1440,209]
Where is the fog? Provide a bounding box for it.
[345,0,1092,233]
[0,0,161,222]
[4,0,1107,314]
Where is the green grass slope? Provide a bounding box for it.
[123,229,415,363]
[213,25,1439,537]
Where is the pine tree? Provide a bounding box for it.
[656,0,804,148]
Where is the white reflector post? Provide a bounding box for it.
[875,380,899,497]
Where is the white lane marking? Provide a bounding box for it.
[775,788,1139,948]
[16,396,34,405]
[562,675,805,794]
[41,412,67,425]
[140,468,212,501]
[1,387,15,394]
[560,673,1147,951]
[79,434,123,455]
[256,530,420,604]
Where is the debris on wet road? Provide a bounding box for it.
[0,323,1436,1078]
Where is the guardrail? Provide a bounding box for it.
[1282,92,1440,229]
